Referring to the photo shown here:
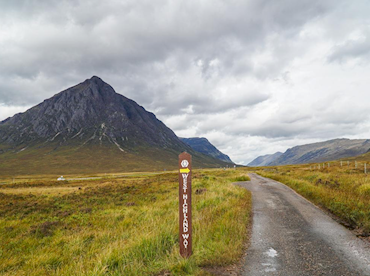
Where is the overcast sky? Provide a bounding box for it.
[1,0,370,164]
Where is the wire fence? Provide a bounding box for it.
[309,160,368,174]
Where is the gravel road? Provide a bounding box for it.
[237,173,370,276]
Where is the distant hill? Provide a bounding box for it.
[268,138,370,166]
[248,152,282,167]
[347,147,370,162]
[180,137,233,163]
[0,76,229,175]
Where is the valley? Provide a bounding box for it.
[2,1,370,275]
[2,162,370,276]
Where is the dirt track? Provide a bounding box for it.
[237,173,370,276]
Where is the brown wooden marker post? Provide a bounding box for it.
[179,152,192,258]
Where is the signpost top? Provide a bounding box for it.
[179,151,191,160]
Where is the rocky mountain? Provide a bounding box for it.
[180,137,234,163]
[268,138,370,166]
[248,152,282,167]
[0,76,228,175]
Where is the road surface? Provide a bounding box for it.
[237,173,370,276]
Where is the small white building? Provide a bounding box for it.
[57,176,65,181]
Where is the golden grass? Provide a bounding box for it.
[0,169,251,276]
[0,186,81,196]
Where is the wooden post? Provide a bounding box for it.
[179,152,192,258]
[365,163,367,174]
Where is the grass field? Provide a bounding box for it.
[0,142,229,176]
[252,161,370,235]
[0,169,251,276]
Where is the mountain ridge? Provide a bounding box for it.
[250,138,370,166]
[248,152,282,167]
[180,137,233,164]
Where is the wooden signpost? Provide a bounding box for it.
[179,152,192,258]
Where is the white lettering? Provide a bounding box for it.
[184,239,188,248]
[180,164,191,252]
[182,173,188,193]
[183,216,188,232]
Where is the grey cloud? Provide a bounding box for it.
[150,90,269,116]
[174,95,370,141]
[328,37,370,63]
[224,122,309,139]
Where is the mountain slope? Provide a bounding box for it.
[180,137,233,163]
[269,138,370,166]
[248,152,282,167]
[0,76,228,175]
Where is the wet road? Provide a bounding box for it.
[237,173,370,276]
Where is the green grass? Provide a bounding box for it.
[0,140,230,177]
[0,143,182,176]
[251,163,370,235]
[232,175,250,182]
[0,169,251,276]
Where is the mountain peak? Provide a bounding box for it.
[72,76,118,98]
[90,75,102,81]
[0,77,162,146]
[86,75,105,86]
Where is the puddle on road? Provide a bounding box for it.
[265,248,278,258]
[261,248,278,273]
[262,263,277,272]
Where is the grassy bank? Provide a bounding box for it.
[0,169,251,276]
[254,164,370,235]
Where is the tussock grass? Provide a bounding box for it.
[253,163,370,235]
[0,169,251,275]
[232,175,250,182]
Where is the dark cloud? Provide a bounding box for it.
[0,0,336,104]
